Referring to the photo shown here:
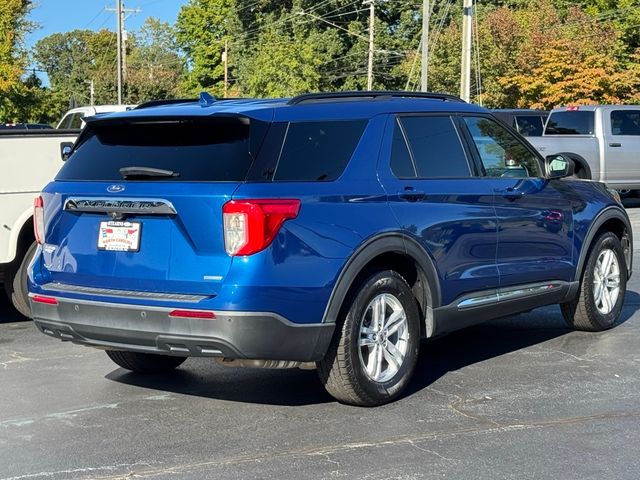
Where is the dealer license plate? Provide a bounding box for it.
[97,221,141,252]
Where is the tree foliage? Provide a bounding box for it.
[31,18,184,119]
[0,0,31,93]
[6,0,640,123]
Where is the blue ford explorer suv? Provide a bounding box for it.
[29,91,632,406]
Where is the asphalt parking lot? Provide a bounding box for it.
[2,207,640,480]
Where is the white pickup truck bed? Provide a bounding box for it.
[0,129,79,315]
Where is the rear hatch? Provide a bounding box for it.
[39,115,266,296]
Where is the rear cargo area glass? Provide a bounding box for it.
[57,119,252,181]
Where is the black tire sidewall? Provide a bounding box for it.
[344,271,420,403]
[582,233,627,329]
[10,242,38,318]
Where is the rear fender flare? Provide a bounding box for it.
[321,233,441,337]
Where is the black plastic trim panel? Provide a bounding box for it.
[31,296,334,362]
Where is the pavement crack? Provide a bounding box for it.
[406,439,454,462]
[0,462,151,480]
[95,411,640,479]
[449,396,501,427]
[0,351,32,369]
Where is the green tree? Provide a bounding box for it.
[0,73,66,124]
[33,29,118,106]
[237,14,342,97]
[175,0,241,96]
[126,18,185,103]
[0,0,31,93]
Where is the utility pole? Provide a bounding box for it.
[420,0,430,92]
[222,40,228,98]
[460,0,473,102]
[106,1,141,105]
[89,80,95,106]
[116,0,123,104]
[365,0,375,91]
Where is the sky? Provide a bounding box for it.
[26,0,186,49]
[26,0,188,83]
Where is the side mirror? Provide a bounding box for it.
[60,142,74,161]
[546,154,575,179]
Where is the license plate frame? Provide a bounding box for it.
[97,221,142,252]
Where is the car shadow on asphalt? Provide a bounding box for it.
[106,292,640,407]
[0,292,29,324]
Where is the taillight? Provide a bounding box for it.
[34,195,45,245]
[222,199,301,256]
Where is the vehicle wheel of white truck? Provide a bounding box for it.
[106,350,187,373]
[4,242,38,318]
[561,232,627,331]
[317,270,420,406]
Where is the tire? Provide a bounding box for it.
[561,232,627,331]
[106,350,187,373]
[4,242,38,318]
[572,168,588,180]
[617,189,634,199]
[317,270,420,406]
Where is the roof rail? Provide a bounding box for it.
[287,90,464,105]
[134,99,197,110]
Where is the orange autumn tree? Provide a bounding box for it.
[483,1,640,108]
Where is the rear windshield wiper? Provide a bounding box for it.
[119,167,180,179]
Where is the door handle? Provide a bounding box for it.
[496,187,524,200]
[609,143,622,147]
[398,187,426,202]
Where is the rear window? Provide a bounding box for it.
[273,120,367,181]
[545,111,594,135]
[56,118,253,182]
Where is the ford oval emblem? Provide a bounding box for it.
[107,184,125,193]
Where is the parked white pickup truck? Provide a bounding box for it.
[0,129,79,316]
[527,105,640,192]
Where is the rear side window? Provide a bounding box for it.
[273,120,366,181]
[391,115,470,178]
[545,111,594,135]
[611,110,640,136]
[515,115,546,137]
[57,118,253,182]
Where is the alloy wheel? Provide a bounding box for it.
[358,293,409,383]
[593,248,621,315]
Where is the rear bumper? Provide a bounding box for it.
[30,295,335,362]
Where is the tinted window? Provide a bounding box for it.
[515,115,545,137]
[398,116,470,178]
[463,116,541,178]
[57,118,253,182]
[545,111,594,135]
[58,114,72,129]
[390,118,416,178]
[611,110,640,136]
[274,120,366,181]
